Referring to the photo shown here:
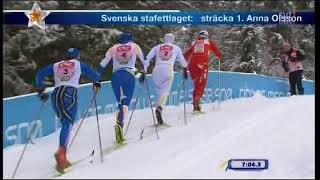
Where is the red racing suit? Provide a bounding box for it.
[184,38,223,102]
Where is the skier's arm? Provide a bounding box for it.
[280,53,289,72]
[98,47,113,75]
[296,50,305,61]
[209,40,223,59]
[177,47,188,68]
[135,44,147,72]
[36,64,54,90]
[80,62,101,81]
[281,53,289,62]
[144,46,157,71]
[183,44,193,62]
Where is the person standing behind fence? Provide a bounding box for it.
[35,48,101,172]
[144,33,188,125]
[281,42,305,95]
[97,31,146,143]
[184,30,223,112]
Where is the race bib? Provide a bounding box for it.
[57,61,75,81]
[159,45,173,61]
[194,40,205,53]
[116,45,132,64]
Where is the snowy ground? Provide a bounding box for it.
[3,94,315,179]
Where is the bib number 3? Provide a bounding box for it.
[57,61,75,81]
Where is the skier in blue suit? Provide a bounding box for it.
[98,31,146,143]
[36,48,101,172]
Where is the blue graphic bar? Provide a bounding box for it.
[3,11,315,25]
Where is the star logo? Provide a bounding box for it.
[24,2,50,30]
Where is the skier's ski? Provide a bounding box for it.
[192,110,205,116]
[139,123,172,140]
[45,150,95,178]
[103,141,128,155]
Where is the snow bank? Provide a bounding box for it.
[3,95,314,179]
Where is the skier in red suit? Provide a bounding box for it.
[184,30,223,112]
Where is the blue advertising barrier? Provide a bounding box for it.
[3,71,314,148]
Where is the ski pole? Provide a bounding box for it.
[93,88,103,163]
[176,70,201,99]
[182,77,187,125]
[12,101,46,179]
[124,95,139,136]
[144,76,159,139]
[67,95,95,151]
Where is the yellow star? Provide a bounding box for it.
[24,2,50,30]
[30,9,41,22]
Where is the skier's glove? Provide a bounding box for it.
[182,68,188,80]
[139,72,146,84]
[37,87,49,102]
[93,81,101,93]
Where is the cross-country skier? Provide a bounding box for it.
[97,31,145,143]
[184,30,223,112]
[35,48,101,172]
[144,33,188,125]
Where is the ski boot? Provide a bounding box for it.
[54,146,71,172]
[193,98,200,111]
[155,106,163,125]
[193,98,202,114]
[114,120,126,143]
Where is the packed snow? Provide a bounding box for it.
[3,94,315,179]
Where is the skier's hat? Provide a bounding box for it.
[119,31,133,43]
[164,33,175,43]
[67,48,80,59]
[198,30,209,39]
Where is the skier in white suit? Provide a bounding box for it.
[144,33,188,125]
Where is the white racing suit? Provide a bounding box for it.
[145,42,188,107]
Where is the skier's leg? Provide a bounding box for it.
[152,68,161,106]
[192,69,207,111]
[53,86,77,170]
[152,68,165,124]
[196,69,208,111]
[296,70,304,95]
[156,75,173,124]
[111,72,123,126]
[120,71,136,122]
[189,64,202,111]
[288,72,296,95]
[59,87,77,147]
[55,117,72,171]
[152,66,172,107]
[111,73,126,143]
[59,119,72,148]
[51,87,63,119]
[51,86,66,169]
[114,70,135,143]
[152,66,173,124]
